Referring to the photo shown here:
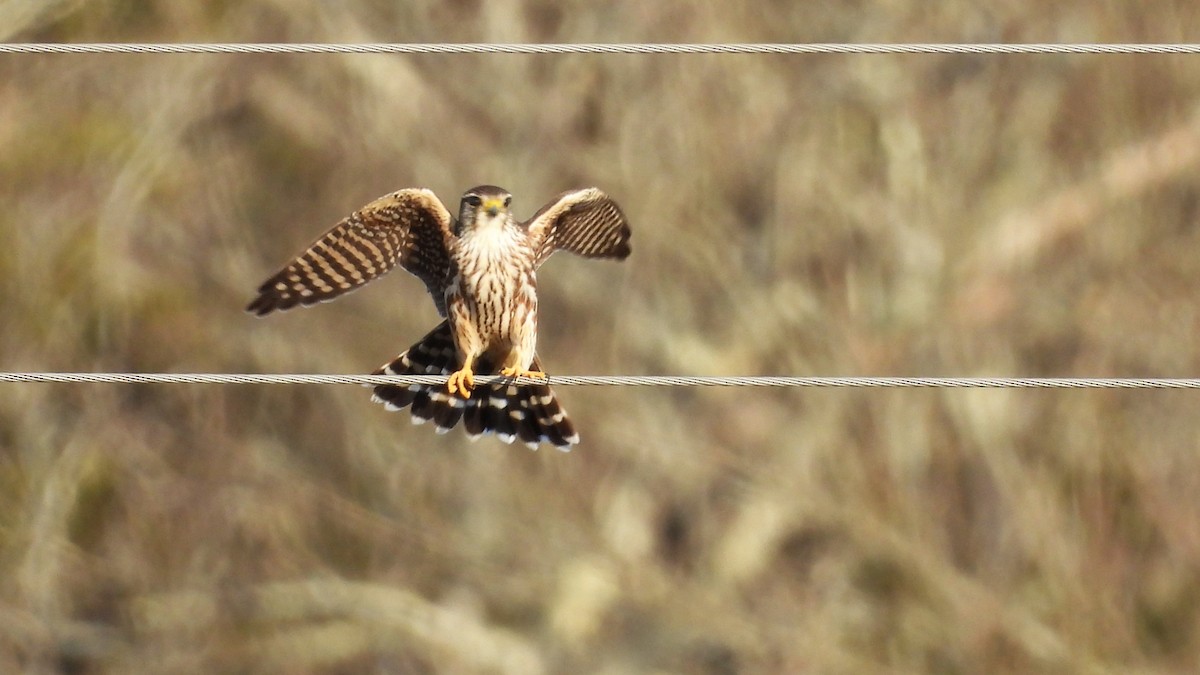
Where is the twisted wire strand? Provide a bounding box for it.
[2,373,1199,388]
[1,43,1199,55]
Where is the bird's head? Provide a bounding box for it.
[459,185,513,232]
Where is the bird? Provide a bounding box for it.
[246,185,632,450]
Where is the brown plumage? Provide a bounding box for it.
[247,185,631,450]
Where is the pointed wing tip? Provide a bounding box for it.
[245,296,275,316]
[613,234,632,260]
[246,290,305,316]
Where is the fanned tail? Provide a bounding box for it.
[371,321,580,450]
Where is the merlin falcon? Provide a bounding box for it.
[247,185,632,450]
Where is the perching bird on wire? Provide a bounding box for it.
[246,185,632,450]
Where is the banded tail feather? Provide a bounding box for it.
[370,321,580,450]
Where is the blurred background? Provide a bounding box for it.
[4,1,1200,673]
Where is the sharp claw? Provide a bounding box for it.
[447,368,475,398]
[500,367,547,381]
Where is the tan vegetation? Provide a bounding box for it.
[4,2,1200,672]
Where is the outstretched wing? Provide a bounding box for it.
[525,188,632,268]
[246,189,456,316]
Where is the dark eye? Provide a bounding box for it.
[503,195,512,207]
[464,195,482,207]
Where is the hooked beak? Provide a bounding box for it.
[482,197,505,217]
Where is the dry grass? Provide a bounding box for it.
[5,2,1200,673]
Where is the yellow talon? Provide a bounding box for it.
[500,366,547,381]
[447,367,475,398]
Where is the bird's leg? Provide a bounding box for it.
[501,329,544,381]
[447,354,477,398]
[500,365,547,380]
